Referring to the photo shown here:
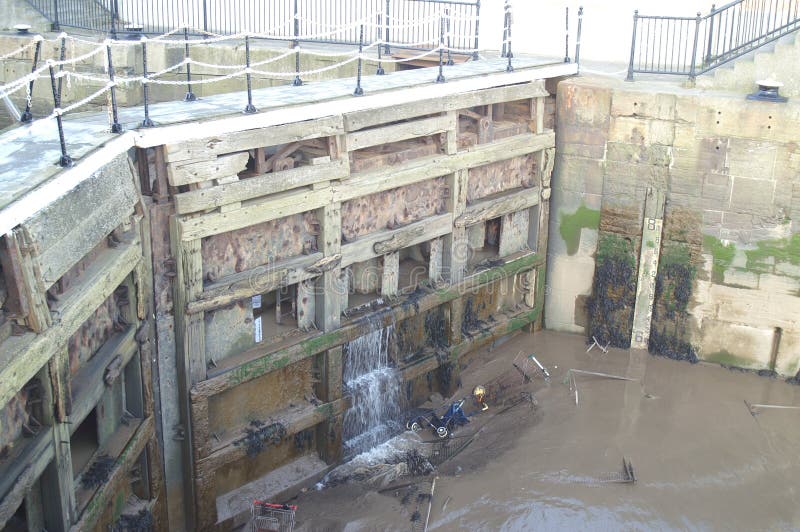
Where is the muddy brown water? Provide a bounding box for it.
[291,331,800,531]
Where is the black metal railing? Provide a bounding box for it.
[24,0,480,52]
[627,0,800,80]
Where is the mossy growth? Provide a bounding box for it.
[586,233,637,348]
[649,241,698,363]
[559,204,601,256]
[704,349,757,369]
[702,235,735,283]
[745,233,800,273]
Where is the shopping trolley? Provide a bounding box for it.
[251,501,297,532]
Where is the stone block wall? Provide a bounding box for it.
[548,75,800,377]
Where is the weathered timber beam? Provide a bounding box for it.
[174,159,348,215]
[399,306,544,384]
[191,251,543,399]
[340,214,452,268]
[0,430,53,522]
[186,252,324,315]
[455,187,540,228]
[167,152,250,187]
[163,116,345,163]
[70,416,154,532]
[333,131,555,203]
[69,326,138,434]
[346,114,454,152]
[0,241,141,412]
[344,80,548,131]
[196,397,351,474]
[178,186,332,241]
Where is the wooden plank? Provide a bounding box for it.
[167,152,250,187]
[498,209,530,257]
[0,241,141,412]
[186,252,324,315]
[334,131,554,203]
[191,252,542,399]
[196,398,350,474]
[6,229,49,332]
[178,187,332,241]
[340,214,452,268]
[455,188,540,228]
[296,280,316,331]
[344,81,548,131]
[0,232,29,318]
[69,327,137,433]
[346,114,453,152]
[163,116,345,163]
[428,237,443,282]
[381,252,399,298]
[0,430,54,528]
[174,159,348,215]
[70,417,154,532]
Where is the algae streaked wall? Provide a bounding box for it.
[548,75,800,377]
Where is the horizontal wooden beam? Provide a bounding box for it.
[346,114,454,152]
[334,131,554,203]
[0,241,141,412]
[456,187,540,228]
[178,186,331,241]
[191,251,543,399]
[340,214,452,268]
[71,416,154,532]
[167,152,250,187]
[196,397,351,474]
[344,80,548,132]
[163,116,345,163]
[70,326,138,434]
[186,252,324,315]
[174,159,348,215]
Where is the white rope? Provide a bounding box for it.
[363,46,443,64]
[188,48,296,70]
[250,55,361,78]
[47,82,113,118]
[0,36,41,61]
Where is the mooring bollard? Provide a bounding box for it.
[141,38,155,127]
[183,27,197,101]
[243,35,257,114]
[106,43,123,133]
[48,62,73,168]
[354,24,365,96]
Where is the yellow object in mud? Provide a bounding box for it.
[472,385,489,411]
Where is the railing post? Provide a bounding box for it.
[688,11,702,82]
[436,16,446,83]
[20,37,41,123]
[183,27,197,101]
[57,35,66,102]
[243,35,257,114]
[141,38,155,127]
[292,0,302,86]
[705,4,716,64]
[384,0,391,55]
[202,0,209,33]
[445,9,453,66]
[354,24,365,96]
[110,0,119,40]
[626,10,639,81]
[48,62,72,167]
[105,43,123,133]
[505,1,513,72]
[576,6,583,73]
[564,6,570,63]
[52,0,60,31]
[376,14,385,75]
[473,0,481,60]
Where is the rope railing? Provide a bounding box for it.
[0,1,542,170]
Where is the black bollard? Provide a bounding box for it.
[354,24,365,96]
[243,35,257,113]
[184,27,197,101]
[106,44,123,133]
[141,39,155,127]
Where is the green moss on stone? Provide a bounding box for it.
[703,235,735,283]
[745,234,800,273]
[559,204,601,256]
[705,349,756,368]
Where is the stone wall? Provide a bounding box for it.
[548,75,800,377]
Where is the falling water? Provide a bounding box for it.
[342,317,404,457]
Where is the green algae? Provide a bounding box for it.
[703,235,735,283]
[559,204,601,256]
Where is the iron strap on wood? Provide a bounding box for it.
[627,0,800,81]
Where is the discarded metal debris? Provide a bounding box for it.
[564,369,637,406]
[572,458,637,485]
[586,335,610,354]
[528,354,552,381]
[251,501,297,532]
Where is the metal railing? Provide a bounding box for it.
[626,0,800,81]
[24,0,480,53]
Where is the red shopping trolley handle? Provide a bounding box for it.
[253,500,298,511]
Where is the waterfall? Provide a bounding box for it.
[342,317,403,457]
